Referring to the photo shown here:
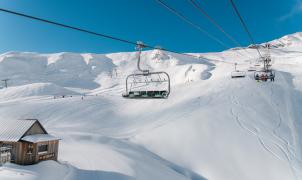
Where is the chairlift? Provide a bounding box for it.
[254,70,275,81]
[253,44,276,82]
[231,71,246,78]
[122,42,171,99]
[231,63,246,78]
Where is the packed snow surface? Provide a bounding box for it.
[1,33,302,180]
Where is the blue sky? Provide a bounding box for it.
[0,0,302,54]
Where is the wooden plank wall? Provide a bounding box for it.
[36,140,59,163]
[2,140,60,165]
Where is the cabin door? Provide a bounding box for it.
[23,143,35,164]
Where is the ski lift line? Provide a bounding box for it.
[189,0,241,47]
[155,0,231,49]
[228,0,263,58]
[189,0,253,59]
[0,8,138,46]
[0,7,237,65]
[156,0,249,59]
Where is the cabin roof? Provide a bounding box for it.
[21,134,60,143]
[0,119,41,142]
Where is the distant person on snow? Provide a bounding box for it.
[264,74,268,82]
[260,74,265,81]
[270,72,275,82]
[255,74,259,81]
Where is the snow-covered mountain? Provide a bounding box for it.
[1,32,302,180]
[247,32,302,49]
[269,32,302,47]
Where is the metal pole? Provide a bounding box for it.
[136,41,149,74]
[2,79,9,88]
[263,57,266,72]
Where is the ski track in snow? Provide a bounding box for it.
[229,72,301,179]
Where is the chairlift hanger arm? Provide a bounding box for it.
[136,43,150,74]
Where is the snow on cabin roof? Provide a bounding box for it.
[21,134,60,143]
[0,119,38,142]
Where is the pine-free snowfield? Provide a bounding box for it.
[1,33,302,180]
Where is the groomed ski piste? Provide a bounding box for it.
[1,32,302,180]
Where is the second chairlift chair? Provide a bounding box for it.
[231,62,246,78]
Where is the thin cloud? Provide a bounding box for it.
[279,0,302,21]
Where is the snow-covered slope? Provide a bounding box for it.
[0,83,78,100]
[1,32,302,180]
[269,32,302,47]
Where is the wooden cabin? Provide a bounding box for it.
[0,119,60,165]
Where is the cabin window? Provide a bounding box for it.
[38,144,48,154]
[27,144,33,154]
